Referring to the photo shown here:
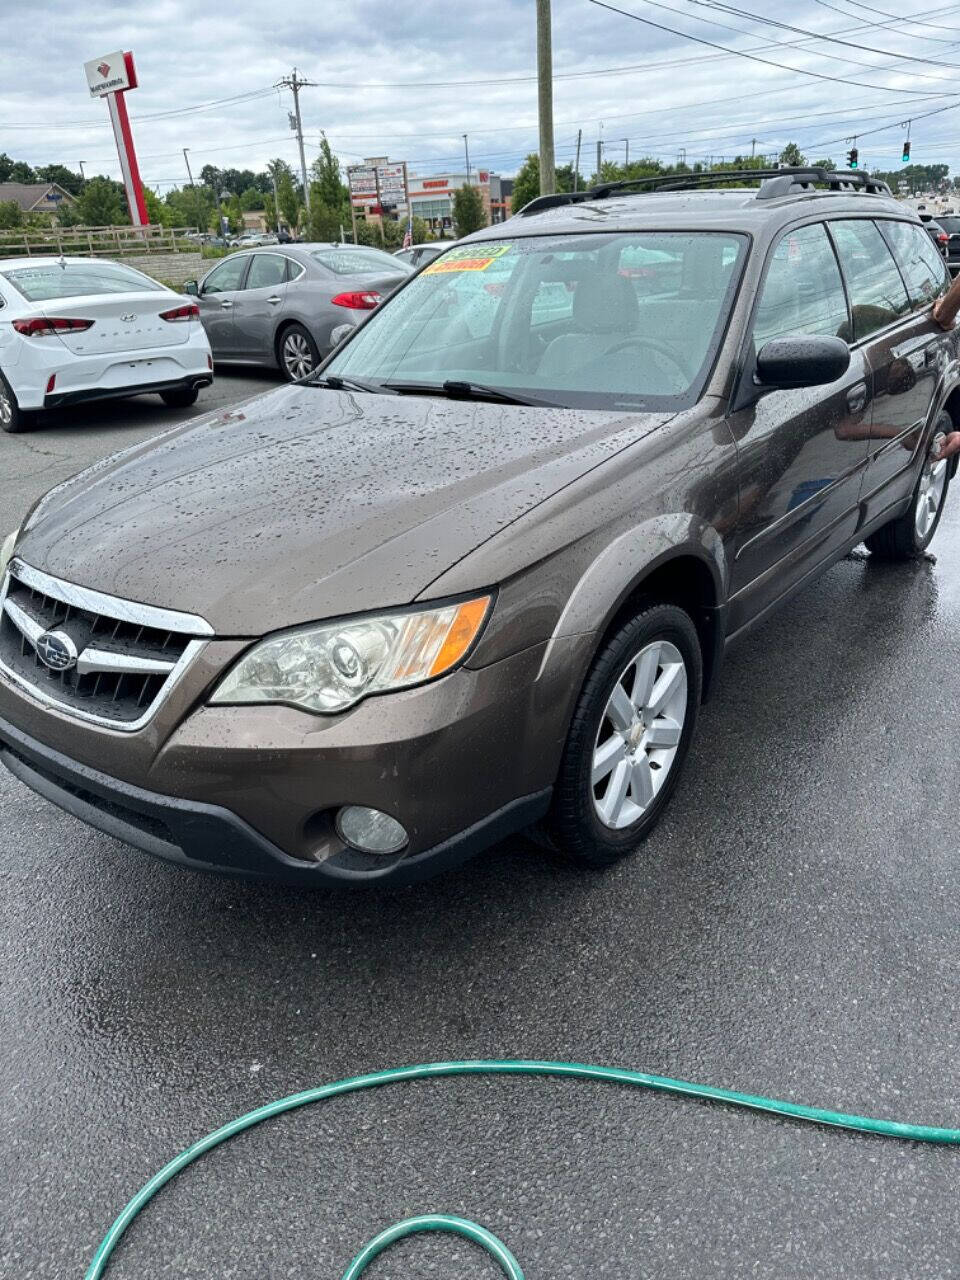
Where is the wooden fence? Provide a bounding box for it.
[0,225,197,259]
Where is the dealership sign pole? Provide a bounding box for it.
[83,51,149,227]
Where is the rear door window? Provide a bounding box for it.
[245,253,287,290]
[880,219,949,308]
[753,223,849,345]
[828,220,911,339]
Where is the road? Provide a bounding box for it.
[2,372,960,1278]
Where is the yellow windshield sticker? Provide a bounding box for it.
[423,243,512,274]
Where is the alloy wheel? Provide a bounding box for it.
[591,640,688,830]
[0,386,12,426]
[282,332,315,380]
[915,435,948,541]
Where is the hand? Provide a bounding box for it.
[935,431,960,461]
[933,298,956,331]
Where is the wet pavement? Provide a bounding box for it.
[2,376,960,1277]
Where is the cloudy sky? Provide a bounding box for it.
[4,0,960,191]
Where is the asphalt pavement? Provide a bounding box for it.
[2,371,960,1278]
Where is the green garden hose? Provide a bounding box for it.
[84,1058,960,1279]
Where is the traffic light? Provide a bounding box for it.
[902,139,911,163]
[847,147,859,169]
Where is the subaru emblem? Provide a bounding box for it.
[35,630,79,672]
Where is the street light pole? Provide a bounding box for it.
[536,0,556,195]
[463,133,471,185]
[182,147,203,233]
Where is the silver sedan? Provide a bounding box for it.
[184,244,411,381]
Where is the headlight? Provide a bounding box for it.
[210,594,492,714]
[0,528,18,580]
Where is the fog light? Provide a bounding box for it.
[335,805,408,855]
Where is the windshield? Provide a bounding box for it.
[937,217,960,234]
[311,246,407,275]
[324,231,747,409]
[1,261,164,301]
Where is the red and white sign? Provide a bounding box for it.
[422,179,448,189]
[347,161,408,209]
[84,51,133,98]
[83,51,148,228]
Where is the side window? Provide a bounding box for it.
[753,223,849,346]
[881,219,948,308]
[285,258,305,283]
[829,220,911,339]
[201,256,247,294]
[246,254,287,290]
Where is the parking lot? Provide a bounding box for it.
[3,370,960,1278]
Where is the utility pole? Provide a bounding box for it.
[463,133,471,184]
[622,138,629,168]
[77,161,87,184]
[536,0,556,195]
[750,138,757,158]
[182,147,203,233]
[276,68,315,212]
[596,139,603,184]
[573,129,582,191]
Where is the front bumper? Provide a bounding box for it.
[0,714,550,886]
[0,637,573,886]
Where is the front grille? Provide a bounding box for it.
[0,562,211,728]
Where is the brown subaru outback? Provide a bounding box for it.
[1,168,957,886]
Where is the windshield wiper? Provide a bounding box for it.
[384,379,561,408]
[306,374,397,395]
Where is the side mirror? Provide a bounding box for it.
[330,323,355,347]
[755,335,850,389]
[182,280,199,296]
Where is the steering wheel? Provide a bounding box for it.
[594,337,692,389]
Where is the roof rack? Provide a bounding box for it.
[517,166,892,216]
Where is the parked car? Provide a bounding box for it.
[393,242,452,268]
[183,243,411,380]
[233,232,279,248]
[1,169,956,886]
[0,256,213,433]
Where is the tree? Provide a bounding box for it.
[411,216,430,244]
[0,201,22,229]
[510,153,579,212]
[452,184,486,235]
[268,158,300,230]
[77,176,127,226]
[35,164,83,196]
[143,188,164,225]
[310,134,347,208]
[812,157,836,171]
[778,142,806,168]
[239,186,264,211]
[6,160,35,184]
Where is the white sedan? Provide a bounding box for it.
[0,256,213,434]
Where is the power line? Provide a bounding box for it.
[807,0,960,42]
[690,0,960,71]
[830,0,960,34]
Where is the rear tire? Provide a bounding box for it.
[160,386,200,409]
[278,323,321,382]
[0,372,35,434]
[543,603,702,868]
[865,411,951,560]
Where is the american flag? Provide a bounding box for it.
[402,216,413,250]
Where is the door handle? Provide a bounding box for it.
[846,383,867,415]
[266,295,282,305]
[219,300,233,310]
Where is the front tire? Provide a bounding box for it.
[0,372,35,434]
[865,412,951,560]
[278,324,321,382]
[160,386,200,409]
[543,603,702,867]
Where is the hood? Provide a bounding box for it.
[17,385,671,635]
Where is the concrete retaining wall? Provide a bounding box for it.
[127,252,205,288]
